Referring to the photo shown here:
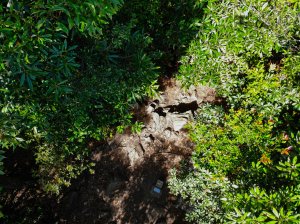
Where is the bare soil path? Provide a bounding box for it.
[1,78,216,224]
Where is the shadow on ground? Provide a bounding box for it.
[1,79,215,224]
[56,138,190,224]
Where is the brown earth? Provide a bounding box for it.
[0,78,216,224]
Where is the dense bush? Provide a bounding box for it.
[0,0,208,196]
[114,0,206,73]
[3,0,299,223]
[170,0,300,223]
[0,0,162,194]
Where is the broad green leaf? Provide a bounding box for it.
[49,5,70,16]
[20,74,25,86]
[56,23,69,35]
[27,76,33,90]
[272,208,279,218]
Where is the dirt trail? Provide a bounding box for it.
[55,79,215,224]
[1,79,216,224]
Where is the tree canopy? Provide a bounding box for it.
[1,0,300,223]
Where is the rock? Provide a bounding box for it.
[152,112,160,131]
[106,79,213,169]
[146,104,155,114]
[172,115,188,131]
[163,128,172,138]
[127,148,140,166]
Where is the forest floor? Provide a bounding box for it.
[1,78,216,224]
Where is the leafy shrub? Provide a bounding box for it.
[170,0,300,223]
[115,0,207,72]
[179,0,300,113]
[0,0,122,91]
[169,168,231,223]
[170,106,300,222]
[0,0,161,195]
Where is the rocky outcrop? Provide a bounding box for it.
[106,79,216,168]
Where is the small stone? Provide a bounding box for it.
[146,105,155,114]
[172,115,188,131]
[127,148,140,166]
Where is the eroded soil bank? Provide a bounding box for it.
[1,79,216,224]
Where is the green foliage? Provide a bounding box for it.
[131,121,144,134]
[224,185,300,223]
[0,0,161,195]
[0,150,4,219]
[115,0,206,71]
[0,0,121,194]
[1,0,122,90]
[169,168,230,223]
[170,0,300,223]
[2,0,298,222]
[179,0,300,112]
[171,106,300,222]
